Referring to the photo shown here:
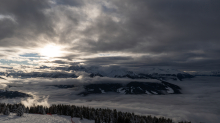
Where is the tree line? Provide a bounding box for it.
[0,103,191,123]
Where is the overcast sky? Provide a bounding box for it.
[0,0,220,72]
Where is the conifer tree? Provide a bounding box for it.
[0,103,187,123]
[17,105,24,116]
[12,105,17,113]
[42,107,46,115]
[3,107,10,115]
[52,105,57,114]
[0,106,2,114]
[80,114,83,120]
[25,107,29,113]
[1,104,6,114]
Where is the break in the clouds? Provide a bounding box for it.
[0,0,220,71]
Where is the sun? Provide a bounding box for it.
[40,44,62,58]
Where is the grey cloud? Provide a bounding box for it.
[83,56,133,66]
[0,18,16,41]
[0,54,4,57]
[51,60,67,64]
[38,65,51,69]
[78,0,220,53]
[0,0,83,47]
[56,54,78,61]
[0,0,54,47]
[0,66,13,69]
[72,0,220,71]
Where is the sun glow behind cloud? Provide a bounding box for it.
[40,44,62,58]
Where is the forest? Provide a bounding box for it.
[0,103,191,123]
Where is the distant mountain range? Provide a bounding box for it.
[0,66,195,80]
[68,66,194,81]
[190,70,220,76]
[0,90,31,98]
[1,72,78,78]
[50,80,182,96]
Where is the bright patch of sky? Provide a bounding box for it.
[19,53,41,58]
[0,59,37,66]
[0,53,41,66]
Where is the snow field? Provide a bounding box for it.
[0,113,94,123]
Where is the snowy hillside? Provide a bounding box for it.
[0,113,93,123]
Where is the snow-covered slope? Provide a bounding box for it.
[0,113,94,123]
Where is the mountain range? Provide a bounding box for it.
[78,81,181,96]
[0,66,195,81]
[68,66,194,81]
[190,70,220,76]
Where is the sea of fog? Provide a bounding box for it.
[0,76,220,123]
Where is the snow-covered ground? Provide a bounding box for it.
[0,113,94,123]
[0,76,220,123]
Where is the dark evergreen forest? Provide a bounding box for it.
[0,103,191,123]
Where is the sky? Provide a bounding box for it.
[0,0,220,73]
[1,1,220,122]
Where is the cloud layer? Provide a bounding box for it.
[1,76,220,123]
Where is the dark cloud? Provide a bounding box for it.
[73,0,220,71]
[78,0,220,53]
[0,18,16,40]
[51,60,68,65]
[0,0,219,71]
[83,56,133,66]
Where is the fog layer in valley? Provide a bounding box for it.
[0,76,219,123]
